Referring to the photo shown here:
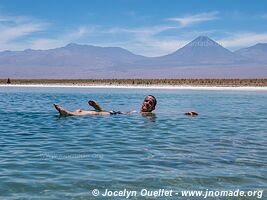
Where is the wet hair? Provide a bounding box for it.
[147,95,157,107]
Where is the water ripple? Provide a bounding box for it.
[0,88,266,198]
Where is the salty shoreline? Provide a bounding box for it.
[1,79,267,90]
[1,79,267,86]
[1,83,267,90]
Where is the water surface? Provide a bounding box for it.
[0,87,266,199]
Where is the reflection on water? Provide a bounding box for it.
[0,87,266,199]
[141,112,157,122]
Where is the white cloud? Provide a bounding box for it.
[92,28,190,56]
[0,15,34,24]
[29,26,93,49]
[92,25,184,56]
[126,38,188,57]
[0,23,47,42]
[106,25,176,37]
[0,14,93,51]
[92,38,186,57]
[218,32,267,50]
[0,14,49,50]
[168,11,219,27]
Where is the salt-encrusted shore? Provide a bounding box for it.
[1,84,267,90]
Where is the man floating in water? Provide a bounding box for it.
[54,95,157,116]
[54,95,198,117]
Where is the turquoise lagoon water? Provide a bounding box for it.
[0,86,266,199]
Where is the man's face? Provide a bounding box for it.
[141,96,156,112]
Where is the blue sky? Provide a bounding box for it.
[0,0,267,56]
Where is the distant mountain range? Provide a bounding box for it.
[1,36,267,78]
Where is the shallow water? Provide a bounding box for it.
[0,87,266,199]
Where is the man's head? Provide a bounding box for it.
[141,95,157,112]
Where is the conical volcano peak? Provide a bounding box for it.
[194,36,213,41]
[187,36,220,47]
[162,35,237,63]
